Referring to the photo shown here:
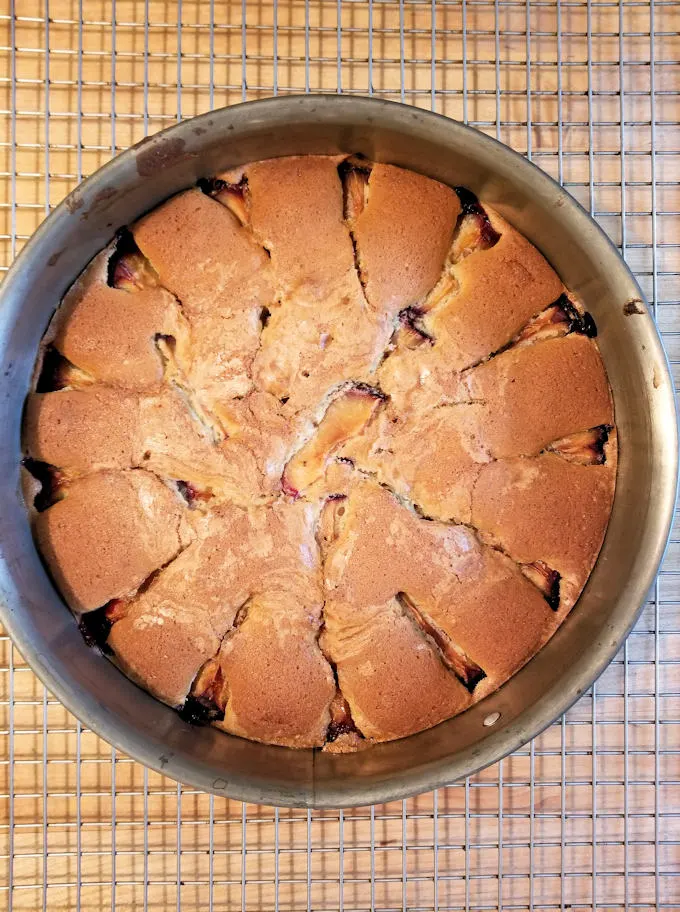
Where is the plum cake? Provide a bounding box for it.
[22,155,616,751]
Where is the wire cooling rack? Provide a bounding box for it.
[1,1,679,909]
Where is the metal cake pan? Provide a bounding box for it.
[0,96,676,808]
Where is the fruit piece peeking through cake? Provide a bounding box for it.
[282,386,384,498]
[107,230,160,292]
[407,190,500,320]
[322,688,367,752]
[340,160,371,222]
[547,425,611,466]
[78,598,130,653]
[326,690,361,741]
[179,655,228,724]
[520,561,561,610]
[396,308,435,349]
[450,187,501,262]
[514,293,597,346]
[396,592,486,692]
[199,175,250,227]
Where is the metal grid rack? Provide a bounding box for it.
[1,1,678,908]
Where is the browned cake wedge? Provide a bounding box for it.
[45,242,187,390]
[34,470,190,613]
[244,155,388,410]
[132,188,275,423]
[472,453,616,610]
[348,161,461,317]
[25,154,617,751]
[420,205,564,366]
[457,333,614,458]
[108,599,222,710]
[24,386,262,504]
[213,592,335,748]
[133,187,273,319]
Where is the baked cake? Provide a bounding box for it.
[22,155,616,751]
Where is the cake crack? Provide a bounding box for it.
[35,346,95,393]
[77,534,195,653]
[316,617,366,749]
[313,489,366,750]
[395,591,487,692]
[177,602,250,725]
[338,158,371,301]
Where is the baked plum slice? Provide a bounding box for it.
[78,598,129,653]
[548,426,611,466]
[397,592,486,692]
[451,187,501,262]
[179,656,227,725]
[176,480,214,508]
[397,307,435,348]
[412,188,499,318]
[516,294,597,346]
[282,386,384,497]
[199,176,250,226]
[339,160,371,221]
[326,691,362,743]
[521,561,561,610]
[107,230,160,292]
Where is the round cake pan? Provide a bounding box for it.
[0,96,676,808]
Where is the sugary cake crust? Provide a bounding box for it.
[23,155,617,750]
[34,470,190,612]
[351,162,461,318]
[421,206,564,367]
[46,243,187,390]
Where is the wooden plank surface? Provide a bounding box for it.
[0,1,679,908]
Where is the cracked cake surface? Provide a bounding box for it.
[23,154,616,751]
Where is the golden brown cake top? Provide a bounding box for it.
[23,154,616,751]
